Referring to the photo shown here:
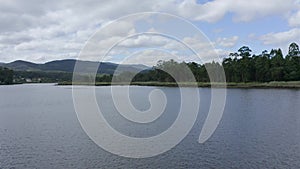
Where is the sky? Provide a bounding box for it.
[0,0,300,66]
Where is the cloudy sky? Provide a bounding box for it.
[0,0,300,65]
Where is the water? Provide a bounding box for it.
[0,84,300,168]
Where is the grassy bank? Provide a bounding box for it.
[225,81,300,88]
[57,81,300,88]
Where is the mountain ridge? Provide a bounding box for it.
[2,59,150,74]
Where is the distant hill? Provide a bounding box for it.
[5,60,40,71]
[2,59,150,74]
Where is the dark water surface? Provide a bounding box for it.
[0,84,300,168]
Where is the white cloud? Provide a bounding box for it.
[288,10,300,27]
[100,21,136,37]
[118,35,170,48]
[121,49,182,66]
[173,0,297,22]
[259,28,300,45]
[0,0,298,63]
[258,28,300,55]
[216,36,239,48]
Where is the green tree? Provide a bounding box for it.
[0,67,14,84]
[288,42,300,56]
[269,49,285,81]
[251,50,271,82]
[237,46,254,82]
[285,43,300,80]
[238,46,252,58]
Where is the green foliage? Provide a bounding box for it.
[0,67,14,84]
[238,46,252,58]
[13,71,73,83]
[288,42,300,56]
[4,43,300,84]
[125,43,300,83]
[96,74,112,82]
[223,44,300,82]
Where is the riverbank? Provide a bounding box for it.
[0,82,23,85]
[57,81,300,89]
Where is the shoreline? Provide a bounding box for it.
[57,81,300,89]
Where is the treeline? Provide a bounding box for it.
[14,71,73,83]
[222,43,300,82]
[2,42,300,84]
[113,42,300,83]
[0,67,13,84]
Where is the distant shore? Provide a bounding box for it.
[57,81,300,89]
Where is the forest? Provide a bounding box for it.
[0,67,13,84]
[113,42,300,83]
[1,42,300,85]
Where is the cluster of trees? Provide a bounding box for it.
[113,60,223,83]
[1,42,299,84]
[222,43,300,82]
[113,43,300,83]
[13,71,73,83]
[0,67,13,84]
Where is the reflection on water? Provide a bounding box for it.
[0,84,300,168]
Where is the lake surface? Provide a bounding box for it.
[0,84,300,168]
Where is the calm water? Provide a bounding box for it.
[0,84,300,168]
